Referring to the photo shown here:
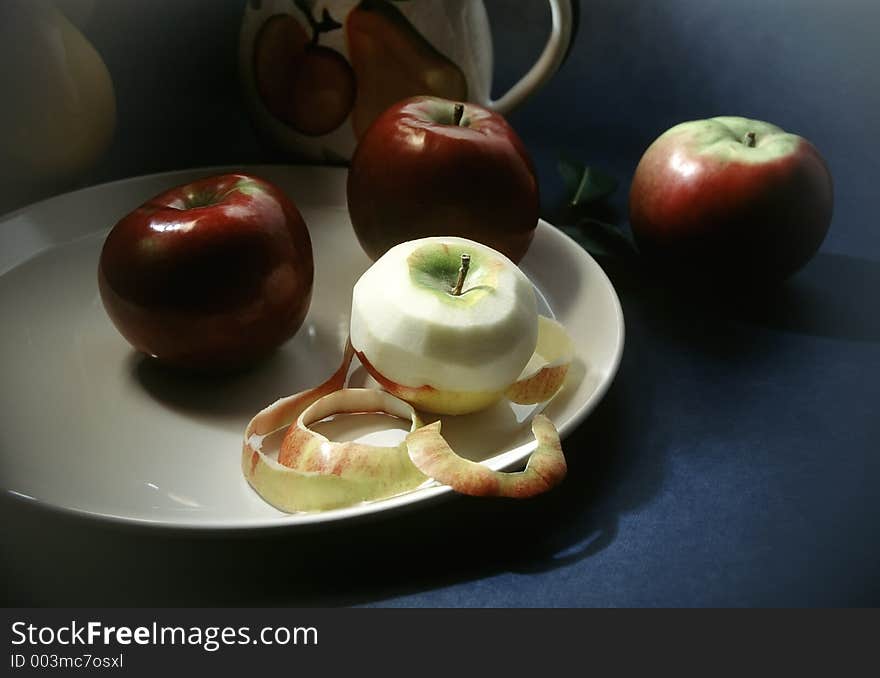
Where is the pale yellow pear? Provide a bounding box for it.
[0,0,115,202]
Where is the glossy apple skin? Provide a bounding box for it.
[347,96,539,263]
[629,118,833,284]
[98,174,314,371]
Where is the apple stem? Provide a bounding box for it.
[452,253,471,296]
[744,131,757,148]
[453,103,465,127]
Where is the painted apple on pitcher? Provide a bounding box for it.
[239,0,575,162]
[252,8,356,137]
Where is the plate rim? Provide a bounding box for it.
[0,164,625,533]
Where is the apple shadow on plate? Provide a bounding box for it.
[128,319,347,434]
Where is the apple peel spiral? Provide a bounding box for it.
[407,414,566,498]
[242,314,573,512]
[243,343,429,512]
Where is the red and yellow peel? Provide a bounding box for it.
[506,316,574,404]
[243,339,354,472]
[242,316,576,511]
[244,341,424,513]
[406,414,566,498]
[243,379,429,512]
[279,387,425,484]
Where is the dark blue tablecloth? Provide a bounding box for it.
[3,0,878,606]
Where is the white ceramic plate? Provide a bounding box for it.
[0,166,624,531]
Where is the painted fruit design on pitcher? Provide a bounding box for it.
[346,0,468,139]
[253,3,356,136]
[250,0,468,140]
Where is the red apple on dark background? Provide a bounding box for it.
[346,96,539,263]
[629,116,833,284]
[98,173,313,371]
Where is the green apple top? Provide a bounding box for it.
[350,237,539,394]
[657,117,804,164]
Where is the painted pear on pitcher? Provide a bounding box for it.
[346,0,468,139]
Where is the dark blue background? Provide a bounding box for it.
[3,0,878,606]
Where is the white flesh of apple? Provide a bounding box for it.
[350,237,538,393]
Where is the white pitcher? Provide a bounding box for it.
[239,0,574,162]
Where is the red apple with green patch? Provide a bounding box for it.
[629,116,833,283]
[98,173,314,371]
[346,96,539,263]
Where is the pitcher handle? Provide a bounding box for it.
[485,0,576,114]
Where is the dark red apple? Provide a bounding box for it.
[346,96,539,263]
[98,173,314,371]
[629,117,833,283]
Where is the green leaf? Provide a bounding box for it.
[558,155,618,206]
